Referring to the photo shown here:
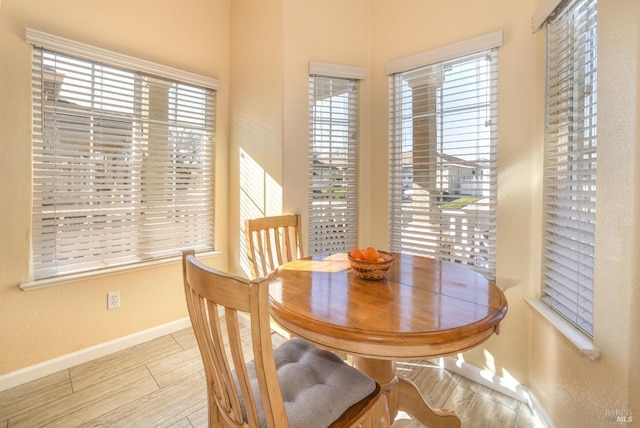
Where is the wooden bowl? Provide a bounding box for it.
[348,251,395,280]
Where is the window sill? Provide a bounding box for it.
[525,297,600,361]
[20,250,222,291]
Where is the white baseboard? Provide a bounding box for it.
[435,356,555,428]
[0,317,192,393]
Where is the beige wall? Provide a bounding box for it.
[229,0,285,277]
[282,0,372,248]
[2,0,637,424]
[265,0,540,386]
[528,1,639,426]
[368,0,541,387]
[230,0,639,425]
[0,0,230,374]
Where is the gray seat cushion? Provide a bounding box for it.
[238,338,376,428]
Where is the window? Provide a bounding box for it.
[308,65,362,255]
[541,0,597,338]
[27,29,218,281]
[388,38,500,280]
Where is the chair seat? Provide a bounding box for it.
[240,338,376,428]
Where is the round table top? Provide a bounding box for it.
[268,252,508,359]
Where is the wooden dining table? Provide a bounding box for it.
[268,252,508,427]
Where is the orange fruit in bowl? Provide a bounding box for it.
[349,247,365,260]
[363,246,380,262]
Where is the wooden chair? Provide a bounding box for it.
[245,214,303,279]
[182,250,390,428]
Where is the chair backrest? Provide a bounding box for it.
[182,250,288,427]
[245,214,303,279]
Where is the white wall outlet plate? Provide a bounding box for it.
[107,291,120,310]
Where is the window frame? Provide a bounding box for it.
[386,33,502,280]
[540,0,598,339]
[307,63,364,255]
[23,29,220,289]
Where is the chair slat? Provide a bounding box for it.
[271,228,282,267]
[281,227,291,263]
[226,307,259,427]
[199,300,227,410]
[209,303,245,424]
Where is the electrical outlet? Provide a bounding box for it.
[107,291,120,310]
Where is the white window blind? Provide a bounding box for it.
[389,49,498,279]
[542,0,597,338]
[29,37,216,280]
[308,75,359,254]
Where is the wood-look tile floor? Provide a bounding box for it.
[0,328,540,427]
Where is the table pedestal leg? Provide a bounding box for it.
[353,357,399,419]
[398,376,460,428]
[353,357,460,428]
